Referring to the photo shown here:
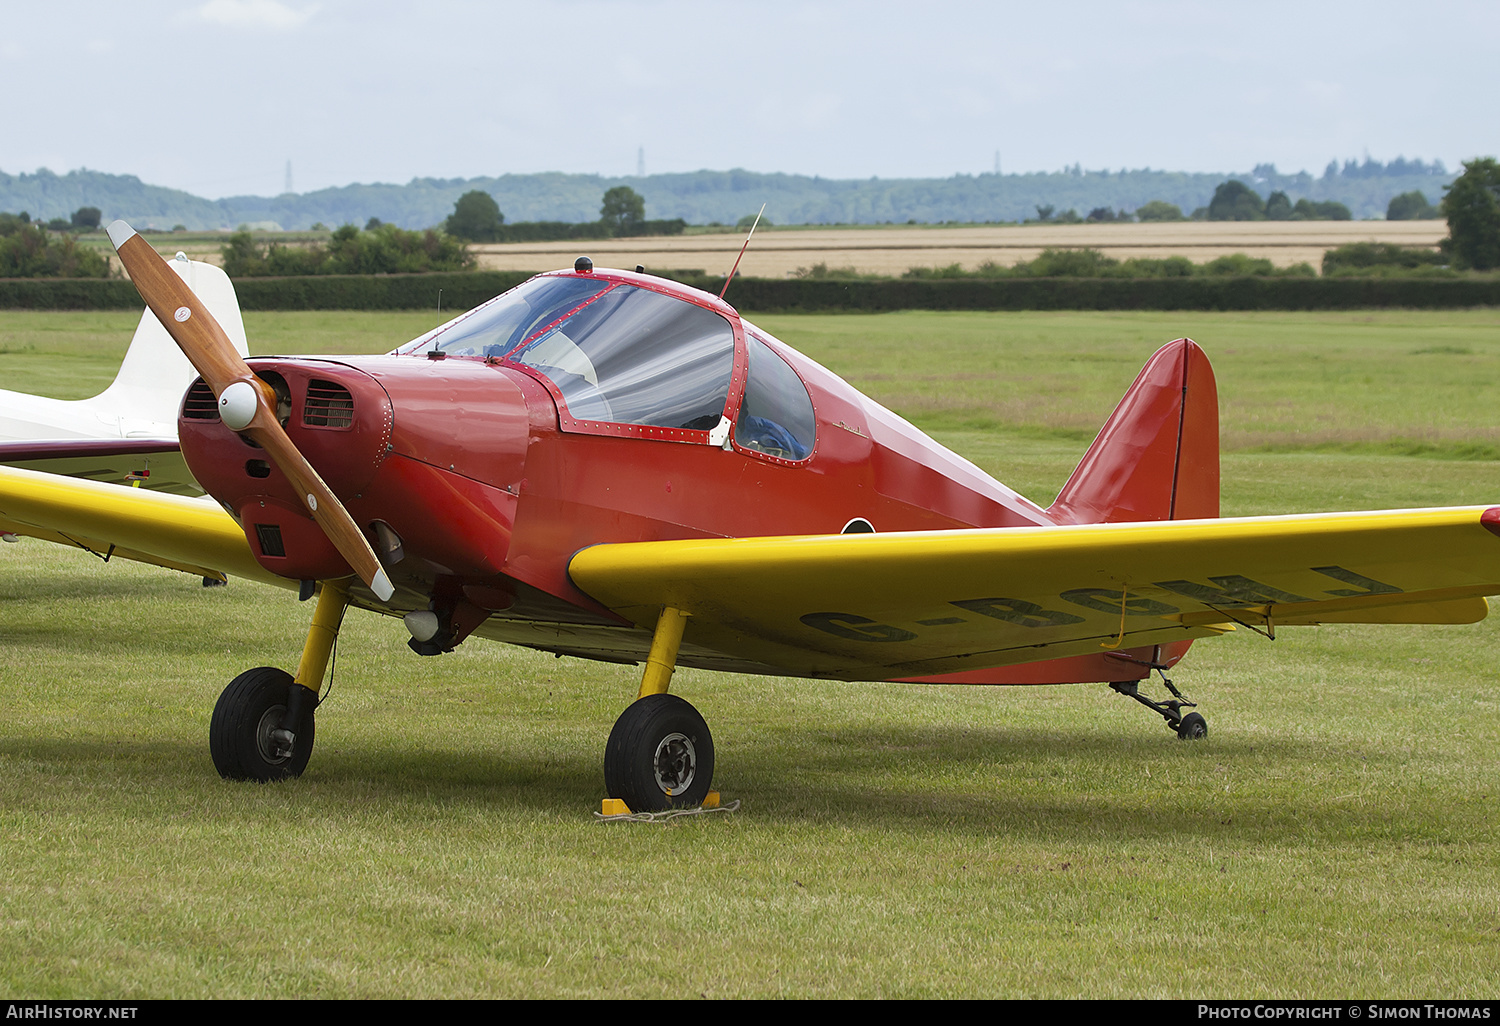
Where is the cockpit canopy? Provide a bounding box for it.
[400,275,733,432]
[397,271,815,460]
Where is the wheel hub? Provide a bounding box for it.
[255,705,294,764]
[652,732,696,796]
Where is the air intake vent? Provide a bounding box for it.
[255,524,286,558]
[182,379,219,420]
[303,379,355,428]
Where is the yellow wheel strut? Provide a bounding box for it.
[636,605,689,699]
[293,582,349,697]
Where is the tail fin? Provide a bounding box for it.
[94,256,249,432]
[1048,338,1218,525]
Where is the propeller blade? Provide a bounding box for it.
[107,222,263,399]
[108,221,394,602]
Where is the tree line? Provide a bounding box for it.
[220,186,681,277]
[3,163,1497,278]
[1,161,1460,229]
[219,222,474,277]
[442,186,685,243]
[1041,181,1358,224]
[0,210,109,278]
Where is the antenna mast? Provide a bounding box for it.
[719,203,765,301]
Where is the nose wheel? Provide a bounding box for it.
[209,666,317,780]
[208,582,346,782]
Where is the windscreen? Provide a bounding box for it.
[402,276,613,358]
[514,284,735,430]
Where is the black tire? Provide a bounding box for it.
[209,667,315,781]
[1177,711,1208,740]
[603,694,714,812]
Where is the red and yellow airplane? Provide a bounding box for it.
[3,220,1500,813]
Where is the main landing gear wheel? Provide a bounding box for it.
[209,666,316,781]
[604,694,714,812]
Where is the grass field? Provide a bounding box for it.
[3,308,1500,998]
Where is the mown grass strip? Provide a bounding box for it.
[2,308,1499,997]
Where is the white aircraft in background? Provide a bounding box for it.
[0,253,249,496]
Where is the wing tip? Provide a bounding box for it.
[1482,507,1500,537]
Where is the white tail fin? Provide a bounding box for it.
[0,255,249,444]
[95,254,249,434]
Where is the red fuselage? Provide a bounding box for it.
[178,267,1189,683]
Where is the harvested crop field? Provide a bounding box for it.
[470,220,1448,279]
[118,221,1447,282]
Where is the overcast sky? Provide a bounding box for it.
[4,1,1495,198]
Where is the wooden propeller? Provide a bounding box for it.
[108,220,395,602]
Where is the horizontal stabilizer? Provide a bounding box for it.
[0,439,198,496]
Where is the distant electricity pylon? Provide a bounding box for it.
[637,147,645,178]
[994,151,1000,175]
[285,160,293,195]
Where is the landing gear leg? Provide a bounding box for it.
[1109,665,1207,740]
[603,607,715,811]
[209,582,348,780]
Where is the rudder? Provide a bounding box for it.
[1048,338,1218,525]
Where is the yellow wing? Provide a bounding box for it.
[569,507,1500,681]
[0,464,280,585]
